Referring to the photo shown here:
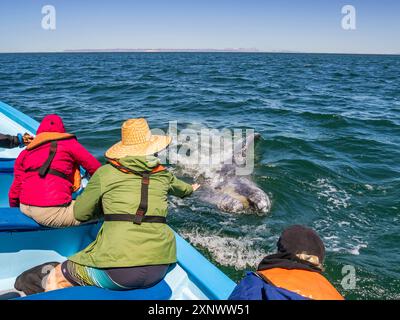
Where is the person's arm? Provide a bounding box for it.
[0,133,33,149]
[168,174,194,198]
[74,170,103,222]
[0,133,20,149]
[8,151,26,207]
[69,139,101,176]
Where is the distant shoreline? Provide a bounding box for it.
[64,48,262,53]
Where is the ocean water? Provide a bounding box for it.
[0,52,399,299]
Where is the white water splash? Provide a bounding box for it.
[316,178,351,210]
[365,184,374,191]
[322,234,368,256]
[181,227,271,270]
[329,240,368,256]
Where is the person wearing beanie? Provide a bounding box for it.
[229,225,344,300]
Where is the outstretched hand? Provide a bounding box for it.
[192,183,201,192]
[22,133,34,146]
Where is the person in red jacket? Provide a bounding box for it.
[9,114,101,227]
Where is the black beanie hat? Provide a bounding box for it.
[277,225,325,264]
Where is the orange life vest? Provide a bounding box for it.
[26,132,75,150]
[26,132,81,192]
[258,268,344,300]
[107,158,166,175]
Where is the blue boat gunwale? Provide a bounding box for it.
[0,101,38,134]
[0,101,236,300]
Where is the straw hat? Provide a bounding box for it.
[105,118,172,158]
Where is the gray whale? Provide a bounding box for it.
[174,132,271,214]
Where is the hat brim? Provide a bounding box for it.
[105,135,172,159]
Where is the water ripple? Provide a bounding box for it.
[0,52,399,299]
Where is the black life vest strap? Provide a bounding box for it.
[25,140,71,182]
[103,214,166,224]
[134,172,150,225]
[25,167,70,181]
[39,141,57,178]
[108,160,156,226]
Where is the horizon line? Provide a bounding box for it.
[0,48,399,56]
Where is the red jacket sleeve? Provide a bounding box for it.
[69,139,101,176]
[8,150,27,207]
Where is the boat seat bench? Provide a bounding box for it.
[0,208,44,231]
[0,209,173,300]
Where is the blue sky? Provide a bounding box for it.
[0,0,399,53]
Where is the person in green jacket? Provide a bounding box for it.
[45,118,200,292]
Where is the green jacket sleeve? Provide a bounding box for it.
[168,174,193,198]
[74,170,103,222]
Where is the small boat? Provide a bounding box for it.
[0,101,236,300]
